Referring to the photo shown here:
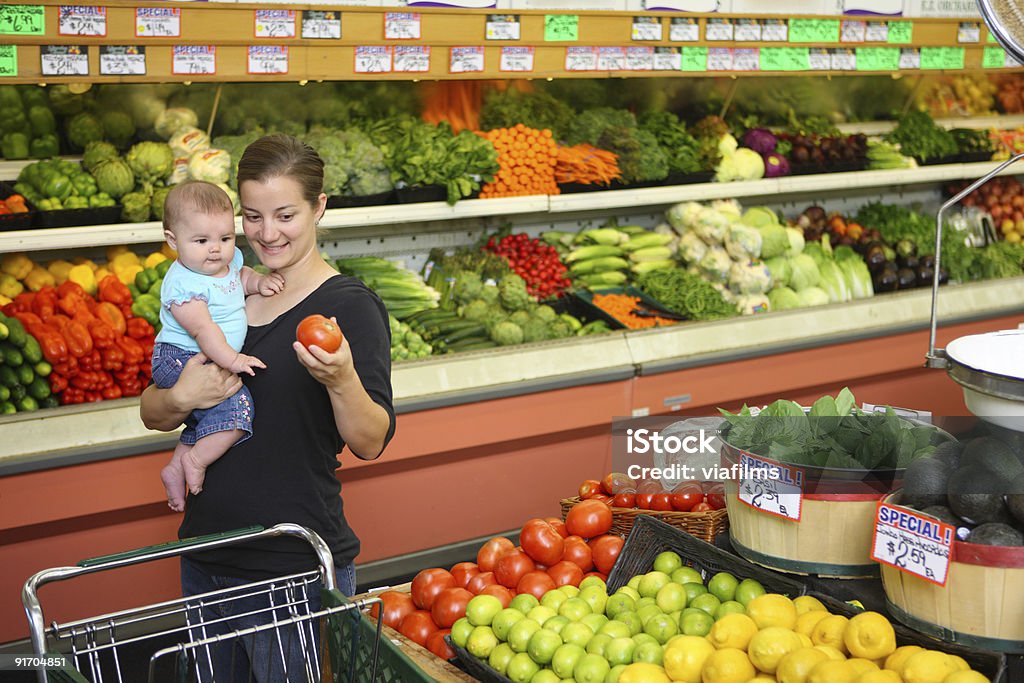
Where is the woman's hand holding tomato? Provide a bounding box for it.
[292,315,354,390]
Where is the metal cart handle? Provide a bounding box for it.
[927,152,1024,368]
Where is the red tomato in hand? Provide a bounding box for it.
[410,568,456,610]
[579,479,602,499]
[544,517,569,538]
[520,519,565,566]
[561,535,594,573]
[494,550,536,589]
[369,590,416,630]
[478,584,514,608]
[650,493,674,511]
[425,629,456,660]
[295,314,343,353]
[466,571,497,595]
[547,560,584,587]
[670,483,704,512]
[431,587,473,628]
[589,535,624,574]
[565,499,613,538]
[517,570,557,599]
[611,490,636,508]
[450,562,480,589]
[399,610,438,647]
[477,537,515,572]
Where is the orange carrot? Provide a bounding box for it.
[478,124,560,198]
[591,293,677,330]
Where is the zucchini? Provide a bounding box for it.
[442,324,488,344]
[434,319,483,335]
[447,339,498,352]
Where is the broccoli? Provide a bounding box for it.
[490,321,524,346]
[533,305,557,323]
[499,273,532,312]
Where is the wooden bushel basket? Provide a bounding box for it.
[559,496,728,544]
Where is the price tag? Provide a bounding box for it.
[632,16,662,41]
[680,46,708,71]
[135,8,179,37]
[738,452,803,522]
[856,46,899,70]
[809,47,831,70]
[866,21,888,41]
[841,20,866,43]
[59,6,105,36]
[625,46,654,70]
[394,45,430,72]
[734,19,761,42]
[486,14,519,40]
[544,15,578,41]
[958,21,980,43]
[172,45,215,75]
[921,46,964,70]
[301,11,340,40]
[450,45,484,73]
[499,45,533,71]
[983,47,1006,69]
[0,5,44,35]
[99,45,145,75]
[900,47,920,69]
[872,502,953,586]
[707,47,732,71]
[887,21,912,43]
[669,17,699,42]
[565,46,597,71]
[40,44,89,76]
[0,45,17,76]
[760,46,808,71]
[597,46,625,71]
[831,48,856,70]
[705,18,733,41]
[762,19,787,42]
[732,47,759,71]
[353,45,392,73]
[254,10,295,39]
[789,18,840,43]
[248,45,287,74]
[654,46,681,71]
[385,12,420,40]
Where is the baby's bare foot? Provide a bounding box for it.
[182,449,207,495]
[161,462,186,512]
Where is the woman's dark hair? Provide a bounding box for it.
[236,134,324,208]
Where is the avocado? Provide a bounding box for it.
[947,466,1012,525]
[921,505,974,541]
[960,436,1024,480]
[902,457,951,509]
[967,523,1024,547]
[982,422,1024,465]
[1006,472,1024,527]
[930,440,964,470]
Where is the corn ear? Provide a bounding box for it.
[630,259,677,274]
[617,225,649,235]
[542,231,575,247]
[570,256,630,275]
[621,233,674,252]
[629,246,674,263]
[575,228,627,246]
[565,245,624,262]
[576,271,628,286]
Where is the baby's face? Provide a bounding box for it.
[170,210,236,276]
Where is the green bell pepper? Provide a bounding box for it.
[56,159,79,177]
[71,173,97,197]
[134,267,159,293]
[130,293,161,327]
[29,134,59,159]
[20,88,46,110]
[64,196,89,209]
[36,197,62,211]
[149,277,162,298]
[1,132,29,160]
[28,106,56,136]
[155,258,173,278]
[89,192,115,208]
[127,284,141,300]
[42,173,72,202]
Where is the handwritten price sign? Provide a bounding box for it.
[394,45,429,72]
[172,45,215,75]
[0,5,44,35]
[738,452,803,521]
[99,45,145,76]
[248,45,288,75]
[301,11,340,40]
[135,8,179,37]
[255,10,295,39]
[40,44,88,76]
[59,5,106,37]
[872,503,953,586]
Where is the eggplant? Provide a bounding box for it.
[896,238,917,259]
[917,264,935,287]
[900,254,920,270]
[865,243,888,271]
[792,146,811,164]
[920,253,936,270]
[897,267,918,289]
[873,269,899,292]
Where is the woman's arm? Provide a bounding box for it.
[140,352,244,431]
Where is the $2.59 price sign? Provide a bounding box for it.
[738,452,803,522]
[872,502,954,586]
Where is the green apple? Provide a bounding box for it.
[510,593,540,615]
[637,571,671,598]
[573,653,611,683]
[558,597,592,621]
[488,642,515,675]
[541,589,569,611]
[605,592,636,619]
[579,613,609,635]
[585,633,613,657]
[579,585,609,616]
[505,652,540,683]
[603,637,637,667]
[466,625,498,659]
[734,578,766,607]
[507,618,542,653]
[636,604,663,626]
[551,643,587,679]
[558,585,581,599]
[492,608,525,642]
[466,594,504,627]
[655,582,687,613]
[627,576,643,592]
[531,670,561,683]
[615,586,641,602]
[527,628,563,665]
[652,550,683,575]
[671,567,704,586]
[715,600,746,619]
[597,620,631,640]
[579,576,607,592]
[615,610,643,636]
[634,597,656,611]
[560,621,595,648]
[681,582,708,605]
[688,593,721,617]
[643,613,678,644]
[632,641,664,665]
[527,605,558,626]
[707,572,739,603]
[451,617,474,648]
[606,663,627,683]
[679,607,714,636]
[544,615,571,634]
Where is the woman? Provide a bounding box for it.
[140,133,395,680]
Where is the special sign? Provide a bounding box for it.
[872,502,954,586]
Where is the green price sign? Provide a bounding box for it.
[987,32,997,43]
[788,19,839,43]
[0,5,44,35]
[856,47,900,71]
[886,22,912,44]
[0,45,16,76]
[544,15,578,41]
[984,46,1007,68]
[680,46,707,71]
[760,47,809,71]
[920,46,965,70]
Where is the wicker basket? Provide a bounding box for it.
[559,496,728,543]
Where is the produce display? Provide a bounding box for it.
[479,125,558,199]
[334,256,441,321]
[485,232,572,300]
[575,472,726,513]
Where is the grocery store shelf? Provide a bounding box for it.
[838,114,1024,137]
[318,194,550,230]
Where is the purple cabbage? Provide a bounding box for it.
[742,128,779,156]
[763,152,790,178]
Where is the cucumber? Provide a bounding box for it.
[447,339,498,352]
[28,377,50,401]
[0,401,14,415]
[0,385,8,402]
[17,396,38,412]
[21,336,42,364]
[33,361,51,377]
[16,364,33,386]
[0,366,16,388]
[1,344,23,367]
[434,319,483,336]
[442,324,488,344]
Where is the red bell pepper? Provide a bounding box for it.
[87,319,115,349]
[126,317,155,340]
[96,302,127,336]
[62,320,93,357]
[98,275,132,306]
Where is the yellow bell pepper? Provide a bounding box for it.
[24,266,56,292]
[144,252,168,269]
[1,253,33,281]
[47,260,75,285]
[0,294,11,307]
[71,256,99,271]
[111,252,141,269]
[0,273,23,299]
[161,243,177,259]
[105,245,131,262]
[115,263,144,286]
[94,267,112,284]
[67,264,98,296]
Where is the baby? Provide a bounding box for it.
[152,181,283,511]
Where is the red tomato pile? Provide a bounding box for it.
[484,233,571,299]
[577,471,727,512]
[370,500,625,661]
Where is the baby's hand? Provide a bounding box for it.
[257,272,285,297]
[229,353,266,376]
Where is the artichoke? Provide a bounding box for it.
[126,141,174,188]
[101,110,136,150]
[92,158,135,199]
[121,190,152,223]
[498,273,532,312]
[82,141,119,174]
[150,185,172,221]
[66,112,104,151]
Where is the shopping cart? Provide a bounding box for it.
[21,523,430,683]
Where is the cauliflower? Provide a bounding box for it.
[169,127,210,159]
[490,321,524,346]
[187,148,231,185]
[725,224,763,261]
[665,201,704,233]
[692,207,729,246]
[168,157,189,185]
[736,294,770,316]
[698,246,732,284]
[155,107,199,139]
[678,232,709,265]
[711,199,743,218]
[728,260,773,296]
[127,141,174,187]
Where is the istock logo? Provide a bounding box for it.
[625,427,716,454]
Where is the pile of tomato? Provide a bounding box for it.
[484,233,572,299]
[370,500,625,661]
[577,471,726,512]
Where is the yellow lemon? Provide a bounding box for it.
[885,645,924,673]
[663,635,715,683]
[747,627,803,674]
[847,658,880,674]
[749,677,775,682]
[708,614,759,651]
[813,645,847,661]
[619,662,671,683]
[700,647,756,683]
[844,612,897,660]
[810,615,849,654]
[807,660,859,683]
[902,650,960,683]
[855,670,902,683]
[776,647,830,683]
[797,634,813,649]
[795,611,830,638]
[944,671,992,683]
[745,594,797,630]
[793,596,827,616]
[947,656,970,672]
